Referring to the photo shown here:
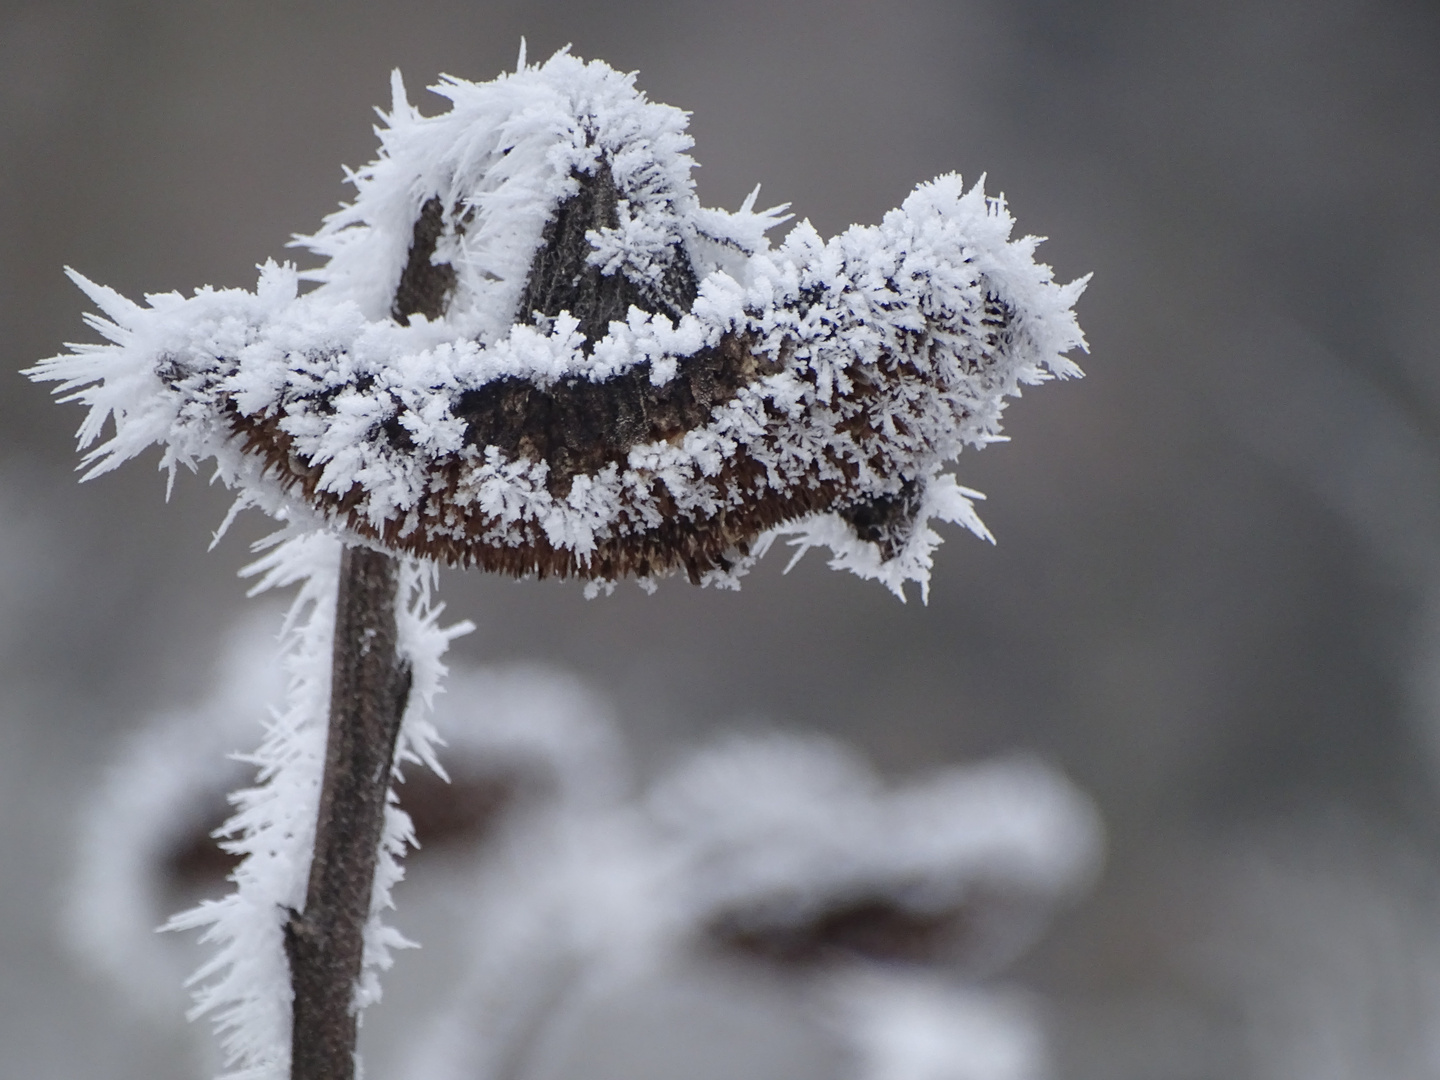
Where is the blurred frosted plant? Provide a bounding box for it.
[27,45,1087,1080]
[65,610,623,1076]
[427,663,630,818]
[404,731,1100,1080]
[63,610,286,1039]
[66,604,1099,1080]
[650,736,1097,1080]
[399,731,666,1080]
[826,970,1051,1080]
[649,733,1102,973]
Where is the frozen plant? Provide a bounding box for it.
[63,610,288,1040]
[649,733,1102,975]
[824,969,1051,1080]
[69,617,1098,1080]
[28,46,1087,1080]
[63,614,626,1076]
[401,730,1100,1080]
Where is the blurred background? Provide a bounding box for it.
[3,1,1440,1077]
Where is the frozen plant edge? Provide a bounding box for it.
[27,48,1087,602]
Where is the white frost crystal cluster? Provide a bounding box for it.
[154,534,468,1079]
[29,48,1086,599]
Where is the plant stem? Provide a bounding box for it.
[285,546,411,1080]
[281,193,452,1079]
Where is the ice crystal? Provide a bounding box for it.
[28,48,1086,599]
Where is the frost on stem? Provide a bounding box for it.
[61,624,601,1074]
[159,533,468,1080]
[27,48,1087,601]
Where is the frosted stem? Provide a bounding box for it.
[285,547,411,1080]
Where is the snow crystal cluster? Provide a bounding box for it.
[29,48,1086,599]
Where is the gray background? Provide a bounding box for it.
[3,1,1440,1077]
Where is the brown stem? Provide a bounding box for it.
[285,546,411,1080]
[281,194,451,1079]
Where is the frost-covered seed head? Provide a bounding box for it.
[28,49,1088,599]
[648,734,1103,972]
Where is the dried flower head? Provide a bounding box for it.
[29,49,1086,598]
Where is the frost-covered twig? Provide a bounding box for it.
[159,535,466,1080]
[284,546,410,1080]
[162,533,342,1079]
[28,46,1087,1080]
